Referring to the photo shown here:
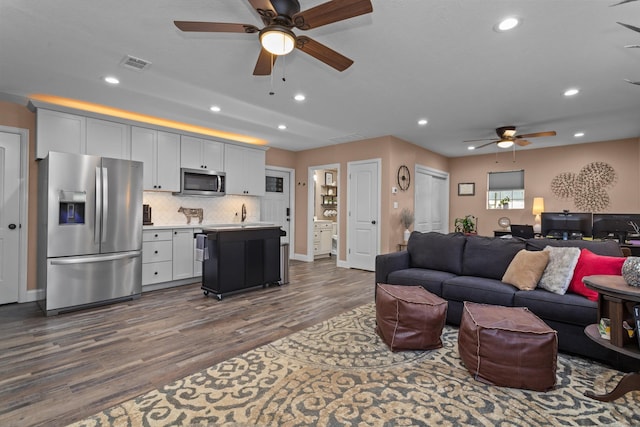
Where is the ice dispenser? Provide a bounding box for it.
[58,190,86,224]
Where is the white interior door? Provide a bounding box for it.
[0,131,21,304]
[347,159,380,271]
[261,168,291,245]
[415,165,449,233]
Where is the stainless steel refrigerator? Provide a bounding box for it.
[37,151,143,315]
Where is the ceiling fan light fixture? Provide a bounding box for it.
[260,26,296,56]
[497,139,514,148]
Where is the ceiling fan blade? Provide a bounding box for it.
[174,21,259,33]
[463,137,499,143]
[618,21,640,34]
[248,0,277,25]
[253,48,277,76]
[293,0,373,30]
[516,131,556,139]
[475,141,498,149]
[515,139,531,147]
[296,36,353,71]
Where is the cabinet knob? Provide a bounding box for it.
[154,271,158,275]
[153,185,157,188]
[158,185,162,189]
[154,250,158,254]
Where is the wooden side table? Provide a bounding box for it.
[583,275,640,402]
[397,243,407,252]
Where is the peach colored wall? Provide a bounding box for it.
[290,136,449,258]
[265,146,296,168]
[448,138,640,236]
[0,100,38,290]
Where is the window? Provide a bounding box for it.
[487,170,524,209]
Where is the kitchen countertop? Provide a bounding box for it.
[143,222,275,231]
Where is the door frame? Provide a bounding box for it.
[346,158,381,270]
[306,163,340,263]
[0,125,30,302]
[414,164,450,233]
[264,165,295,260]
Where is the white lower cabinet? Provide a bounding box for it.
[314,221,333,257]
[143,228,202,288]
[172,229,194,280]
[142,230,173,285]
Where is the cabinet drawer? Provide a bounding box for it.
[142,261,172,285]
[143,241,172,263]
[143,230,172,242]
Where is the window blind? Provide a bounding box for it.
[488,170,524,190]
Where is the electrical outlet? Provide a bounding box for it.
[393,202,398,209]
[392,186,398,194]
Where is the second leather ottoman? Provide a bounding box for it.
[376,283,448,351]
[458,301,558,391]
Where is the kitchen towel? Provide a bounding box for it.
[195,234,208,261]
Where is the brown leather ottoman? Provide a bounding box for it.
[458,301,558,391]
[376,283,447,351]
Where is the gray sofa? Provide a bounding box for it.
[375,231,626,366]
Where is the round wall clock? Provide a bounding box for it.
[397,165,410,191]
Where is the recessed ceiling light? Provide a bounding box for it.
[574,132,585,137]
[209,105,221,112]
[278,124,287,130]
[495,17,519,32]
[564,88,580,96]
[418,119,428,126]
[294,94,306,101]
[104,76,120,85]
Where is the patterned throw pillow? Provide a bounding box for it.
[502,249,550,291]
[537,246,581,295]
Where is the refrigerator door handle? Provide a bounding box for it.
[50,251,141,265]
[102,166,109,243]
[95,166,102,244]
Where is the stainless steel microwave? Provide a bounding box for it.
[174,168,226,197]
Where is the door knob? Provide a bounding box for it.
[8,224,17,230]
[371,220,377,225]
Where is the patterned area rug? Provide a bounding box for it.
[72,304,639,426]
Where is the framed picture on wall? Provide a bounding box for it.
[325,172,334,185]
[458,182,475,196]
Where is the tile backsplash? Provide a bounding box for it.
[143,192,260,225]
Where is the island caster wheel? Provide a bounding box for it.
[203,290,209,296]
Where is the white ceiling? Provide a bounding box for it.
[1,0,639,157]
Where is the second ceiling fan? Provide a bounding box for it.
[465,126,557,150]
[174,0,373,76]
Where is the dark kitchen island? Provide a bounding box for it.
[201,225,283,300]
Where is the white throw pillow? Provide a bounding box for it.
[537,246,581,295]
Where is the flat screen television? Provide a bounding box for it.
[592,213,640,241]
[541,212,593,239]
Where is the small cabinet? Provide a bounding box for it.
[142,230,173,285]
[131,126,180,191]
[224,144,266,196]
[172,229,194,280]
[36,109,86,159]
[181,135,224,171]
[314,221,333,257]
[86,118,131,159]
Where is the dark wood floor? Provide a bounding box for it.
[0,258,374,427]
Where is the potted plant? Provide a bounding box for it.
[454,214,477,234]
[400,208,414,243]
[499,196,510,209]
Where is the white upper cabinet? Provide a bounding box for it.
[36,109,131,160]
[36,109,85,159]
[86,118,131,159]
[180,135,224,171]
[131,126,180,192]
[224,144,266,196]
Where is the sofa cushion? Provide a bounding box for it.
[387,268,456,297]
[568,249,625,301]
[537,246,581,295]
[502,249,550,290]
[514,289,597,326]
[462,235,526,280]
[443,276,516,307]
[526,238,623,257]
[408,232,466,275]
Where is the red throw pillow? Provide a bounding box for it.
[568,248,625,301]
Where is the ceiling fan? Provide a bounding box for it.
[464,126,557,150]
[174,0,373,76]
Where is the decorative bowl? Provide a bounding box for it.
[498,217,511,230]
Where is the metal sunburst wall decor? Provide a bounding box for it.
[550,162,617,211]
